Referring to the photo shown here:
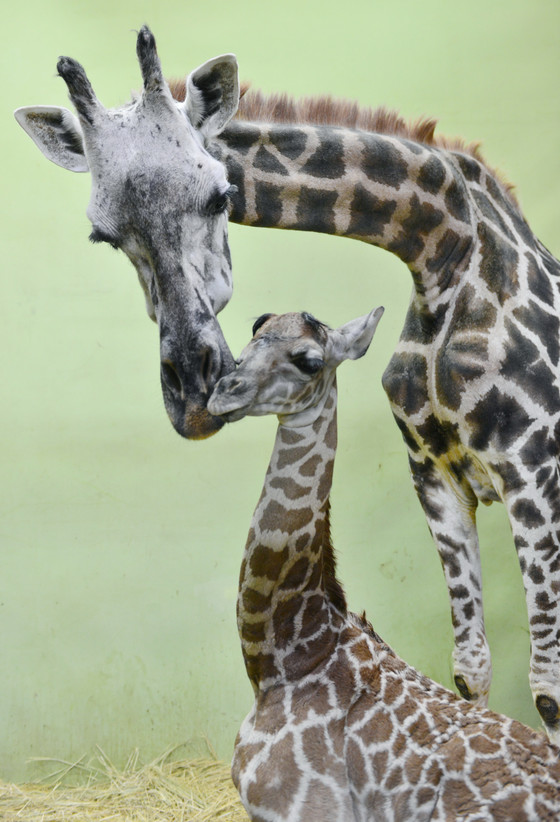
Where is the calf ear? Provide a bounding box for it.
[329,306,385,365]
[14,106,89,172]
[183,54,239,140]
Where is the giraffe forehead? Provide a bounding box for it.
[253,312,328,344]
[86,102,227,200]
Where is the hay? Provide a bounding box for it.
[0,749,250,822]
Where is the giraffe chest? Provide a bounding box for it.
[382,294,496,429]
[381,294,502,502]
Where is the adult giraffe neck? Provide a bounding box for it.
[237,380,346,692]
[215,120,476,311]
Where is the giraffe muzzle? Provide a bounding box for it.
[208,375,256,422]
[160,338,236,438]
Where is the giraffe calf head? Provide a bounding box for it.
[208,307,384,426]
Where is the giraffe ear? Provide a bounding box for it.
[329,307,384,364]
[14,106,89,172]
[183,54,239,140]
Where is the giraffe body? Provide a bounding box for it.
[209,311,560,822]
[235,628,560,821]
[211,97,560,742]
[16,27,560,737]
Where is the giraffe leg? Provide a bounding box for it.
[409,455,492,705]
[499,461,560,745]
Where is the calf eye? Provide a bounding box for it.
[291,353,324,375]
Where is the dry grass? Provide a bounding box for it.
[0,748,249,822]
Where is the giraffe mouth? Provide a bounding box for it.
[208,374,257,423]
[207,390,252,423]
[213,407,248,424]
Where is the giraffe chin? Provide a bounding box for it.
[166,401,225,440]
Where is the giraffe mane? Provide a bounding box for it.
[321,499,348,616]
[168,79,517,204]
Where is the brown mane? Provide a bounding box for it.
[169,79,515,201]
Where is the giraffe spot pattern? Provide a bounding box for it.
[501,319,560,414]
[513,299,560,366]
[299,454,322,476]
[220,121,261,155]
[360,135,409,187]
[295,185,338,233]
[417,154,446,194]
[511,499,546,529]
[454,152,482,183]
[519,426,554,469]
[444,173,470,223]
[478,221,519,301]
[300,131,346,179]
[254,181,283,226]
[473,189,516,242]
[466,386,535,451]
[387,193,444,264]
[254,144,289,176]
[269,475,310,500]
[399,301,448,344]
[425,229,472,284]
[249,543,290,581]
[345,183,397,238]
[415,415,460,459]
[486,174,536,246]
[382,351,428,415]
[526,252,555,305]
[268,126,308,160]
[435,283,496,410]
[279,555,309,591]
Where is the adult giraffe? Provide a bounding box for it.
[15,27,560,741]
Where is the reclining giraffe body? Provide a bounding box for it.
[15,27,560,738]
[209,310,560,822]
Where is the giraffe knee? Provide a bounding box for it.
[535,694,560,727]
[454,674,477,701]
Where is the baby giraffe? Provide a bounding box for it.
[208,310,560,822]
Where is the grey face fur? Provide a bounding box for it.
[15,27,239,439]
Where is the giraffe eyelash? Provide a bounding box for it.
[290,352,324,375]
[89,227,121,249]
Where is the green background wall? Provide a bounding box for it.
[3,0,559,781]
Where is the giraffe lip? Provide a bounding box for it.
[217,407,248,423]
[207,394,250,423]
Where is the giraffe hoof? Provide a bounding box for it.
[535,695,560,727]
[454,675,477,701]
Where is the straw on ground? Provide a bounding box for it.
[0,749,249,822]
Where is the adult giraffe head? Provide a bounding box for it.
[15,26,239,439]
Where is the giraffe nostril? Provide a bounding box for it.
[200,346,220,393]
[161,360,183,397]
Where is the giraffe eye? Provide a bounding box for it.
[211,193,229,214]
[208,185,238,216]
[291,353,324,375]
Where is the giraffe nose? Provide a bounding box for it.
[160,344,223,401]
